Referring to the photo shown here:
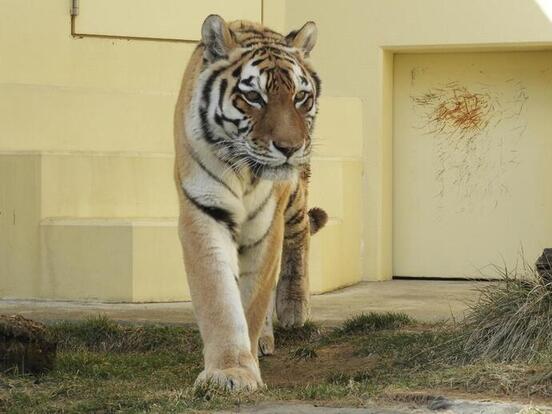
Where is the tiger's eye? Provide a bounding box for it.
[243,91,264,105]
[295,91,308,103]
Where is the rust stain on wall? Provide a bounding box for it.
[410,79,528,209]
[412,82,493,139]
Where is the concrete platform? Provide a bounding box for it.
[0,280,486,325]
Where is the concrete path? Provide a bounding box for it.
[0,280,486,325]
[220,401,550,414]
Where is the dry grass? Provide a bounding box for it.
[455,263,552,363]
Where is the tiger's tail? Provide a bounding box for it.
[308,207,328,235]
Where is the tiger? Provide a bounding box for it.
[173,14,325,391]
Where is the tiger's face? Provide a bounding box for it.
[195,16,320,180]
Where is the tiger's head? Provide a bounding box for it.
[192,15,320,181]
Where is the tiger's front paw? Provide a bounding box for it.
[258,333,275,356]
[194,366,263,392]
[276,295,309,328]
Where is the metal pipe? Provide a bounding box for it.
[70,0,79,17]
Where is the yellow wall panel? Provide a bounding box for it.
[262,0,286,33]
[309,160,363,293]
[309,159,344,220]
[0,84,175,152]
[40,219,134,301]
[75,0,261,41]
[0,1,195,94]
[133,221,190,301]
[314,97,363,159]
[0,155,42,299]
[41,153,177,218]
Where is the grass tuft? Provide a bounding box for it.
[273,320,321,346]
[457,263,552,363]
[47,315,201,353]
[335,312,413,336]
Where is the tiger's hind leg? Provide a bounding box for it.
[257,205,327,355]
[276,180,328,328]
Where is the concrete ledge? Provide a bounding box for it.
[40,217,190,302]
[38,216,360,300]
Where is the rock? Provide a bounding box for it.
[0,314,57,374]
[535,248,552,285]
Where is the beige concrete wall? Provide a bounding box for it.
[3,0,549,300]
[0,155,42,298]
[0,0,362,301]
[285,0,552,281]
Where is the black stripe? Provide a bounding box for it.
[182,187,238,241]
[239,28,282,36]
[202,68,225,104]
[238,219,274,254]
[232,66,242,78]
[251,58,265,66]
[239,28,265,36]
[284,226,308,240]
[218,112,242,128]
[237,125,250,135]
[214,112,223,127]
[286,184,300,209]
[247,188,273,221]
[243,40,287,48]
[199,68,226,143]
[309,70,322,98]
[218,79,228,110]
[286,208,305,226]
[188,151,240,199]
[199,108,220,143]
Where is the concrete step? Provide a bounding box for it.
[38,215,360,302]
[40,217,188,302]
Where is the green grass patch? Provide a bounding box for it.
[273,320,321,346]
[48,315,201,353]
[1,308,552,412]
[334,312,413,336]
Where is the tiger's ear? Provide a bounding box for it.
[201,15,236,62]
[285,21,317,57]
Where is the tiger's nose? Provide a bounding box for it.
[273,142,301,158]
